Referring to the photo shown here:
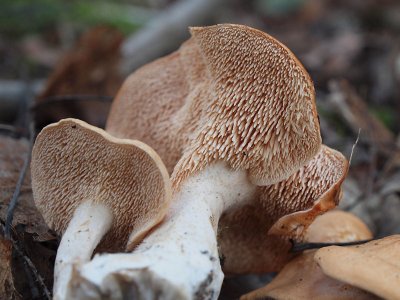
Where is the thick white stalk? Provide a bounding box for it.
[72,163,256,300]
[53,201,113,300]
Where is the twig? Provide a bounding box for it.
[0,124,25,138]
[32,94,113,111]
[0,79,44,102]
[290,239,373,253]
[349,128,361,167]
[1,222,52,299]
[0,124,18,133]
[5,122,35,238]
[328,80,396,156]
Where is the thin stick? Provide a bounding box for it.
[31,94,113,111]
[349,128,361,167]
[0,124,24,138]
[5,122,35,238]
[0,124,18,133]
[290,239,373,253]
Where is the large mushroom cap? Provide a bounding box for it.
[31,118,171,251]
[218,145,348,274]
[173,24,321,187]
[315,235,400,300]
[106,47,190,173]
[241,211,376,300]
[107,24,321,188]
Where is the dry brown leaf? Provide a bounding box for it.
[0,136,54,241]
[241,211,378,300]
[0,236,21,300]
[315,235,400,300]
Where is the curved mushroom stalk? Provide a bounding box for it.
[75,163,256,299]
[31,119,171,300]
[54,201,113,298]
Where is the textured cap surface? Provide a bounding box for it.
[107,24,321,188]
[31,118,171,251]
[174,24,321,187]
[218,145,348,274]
[267,145,348,237]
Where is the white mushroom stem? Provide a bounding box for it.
[74,162,256,299]
[53,201,113,300]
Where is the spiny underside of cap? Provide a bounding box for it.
[173,24,321,188]
[106,24,321,189]
[106,49,191,173]
[31,119,170,251]
[218,145,348,273]
[261,145,348,224]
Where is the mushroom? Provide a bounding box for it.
[30,118,171,300]
[73,24,321,299]
[218,144,348,274]
[241,211,378,300]
[315,234,400,299]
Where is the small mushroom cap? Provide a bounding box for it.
[31,118,171,251]
[315,235,400,300]
[218,145,348,274]
[268,146,348,238]
[107,24,321,189]
[241,211,376,300]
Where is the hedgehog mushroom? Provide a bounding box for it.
[241,211,378,300]
[218,144,348,274]
[30,118,171,300]
[74,24,321,299]
[315,235,400,299]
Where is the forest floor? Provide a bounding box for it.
[1,0,399,299]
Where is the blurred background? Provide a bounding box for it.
[1,0,400,298]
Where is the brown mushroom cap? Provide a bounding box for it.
[106,47,190,173]
[31,118,171,251]
[218,145,348,274]
[315,235,400,300]
[107,24,321,189]
[173,24,321,187]
[241,211,376,300]
[267,146,348,237]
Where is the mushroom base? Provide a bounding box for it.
[54,201,113,300]
[69,162,256,299]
